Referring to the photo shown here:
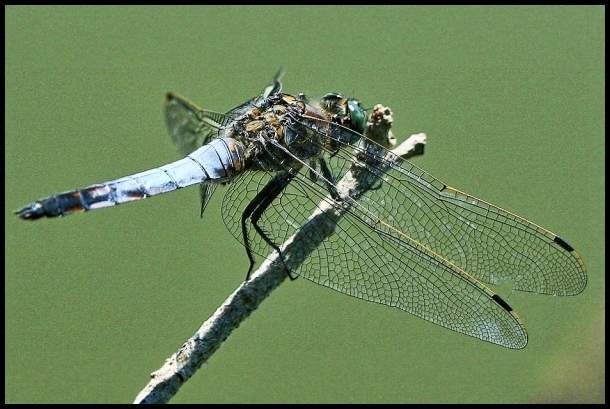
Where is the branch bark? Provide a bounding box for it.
[133,105,427,404]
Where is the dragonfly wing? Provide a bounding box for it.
[220,165,527,348]
[199,183,218,218]
[298,117,587,296]
[164,92,227,155]
[388,163,587,296]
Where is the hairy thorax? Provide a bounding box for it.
[220,94,332,172]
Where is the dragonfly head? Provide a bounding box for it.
[320,92,367,135]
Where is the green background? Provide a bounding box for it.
[5,6,604,404]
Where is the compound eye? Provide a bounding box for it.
[347,99,367,133]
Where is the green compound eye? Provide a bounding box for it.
[347,99,366,133]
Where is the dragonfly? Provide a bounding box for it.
[15,71,587,349]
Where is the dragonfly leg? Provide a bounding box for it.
[251,205,296,281]
[306,157,339,200]
[308,159,319,183]
[318,158,340,200]
[240,172,296,281]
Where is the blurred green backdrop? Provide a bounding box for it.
[5,6,604,404]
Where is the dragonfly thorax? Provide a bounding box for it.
[220,93,329,172]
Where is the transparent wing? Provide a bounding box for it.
[220,162,528,349]
[297,116,587,296]
[164,92,227,156]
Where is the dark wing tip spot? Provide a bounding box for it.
[165,92,175,102]
[413,143,425,156]
[554,236,574,252]
[492,294,513,312]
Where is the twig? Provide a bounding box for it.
[133,105,427,404]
